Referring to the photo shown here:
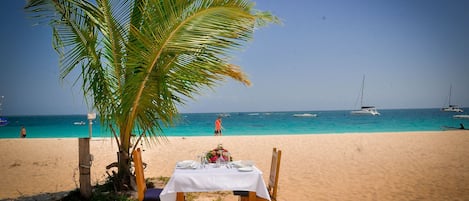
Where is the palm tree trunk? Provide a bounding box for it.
[118,147,132,189]
[117,126,133,190]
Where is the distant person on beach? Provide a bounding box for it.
[214,116,223,136]
[460,123,465,129]
[20,126,27,138]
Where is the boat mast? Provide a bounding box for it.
[360,75,365,107]
[0,96,4,116]
[448,84,452,106]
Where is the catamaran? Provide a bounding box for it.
[351,75,380,116]
[441,85,463,112]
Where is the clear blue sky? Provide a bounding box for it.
[1,0,468,116]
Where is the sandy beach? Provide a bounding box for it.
[1,131,469,200]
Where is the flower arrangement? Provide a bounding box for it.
[206,144,233,163]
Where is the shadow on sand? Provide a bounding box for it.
[1,191,69,201]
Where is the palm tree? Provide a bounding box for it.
[25,0,279,189]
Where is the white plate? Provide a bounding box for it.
[238,167,253,172]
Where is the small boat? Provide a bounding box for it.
[73,121,86,125]
[293,113,317,117]
[247,113,260,116]
[441,85,463,112]
[0,117,8,127]
[453,114,469,119]
[218,113,231,117]
[351,76,380,116]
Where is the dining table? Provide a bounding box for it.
[159,161,271,201]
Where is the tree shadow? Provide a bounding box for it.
[1,191,69,201]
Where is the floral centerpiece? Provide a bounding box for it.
[206,144,232,163]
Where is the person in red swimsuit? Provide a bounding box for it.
[214,116,223,136]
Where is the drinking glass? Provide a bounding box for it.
[200,152,208,168]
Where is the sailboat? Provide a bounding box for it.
[441,85,463,112]
[350,75,380,116]
[0,96,9,126]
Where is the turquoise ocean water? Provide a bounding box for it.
[0,108,468,138]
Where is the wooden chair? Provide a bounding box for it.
[233,147,282,201]
[133,148,163,201]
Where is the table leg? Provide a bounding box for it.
[248,191,256,201]
[176,192,184,201]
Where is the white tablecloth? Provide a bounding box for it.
[160,163,271,201]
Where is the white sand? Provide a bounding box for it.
[1,131,469,200]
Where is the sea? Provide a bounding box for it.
[0,108,468,139]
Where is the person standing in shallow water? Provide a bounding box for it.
[214,116,223,136]
[20,126,27,138]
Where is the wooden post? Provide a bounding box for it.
[79,138,92,199]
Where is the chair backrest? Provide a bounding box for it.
[132,148,147,201]
[268,147,281,201]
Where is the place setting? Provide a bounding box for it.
[175,144,256,172]
[230,160,255,172]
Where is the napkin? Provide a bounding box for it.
[176,160,198,169]
[231,160,254,168]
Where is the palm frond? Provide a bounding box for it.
[26,0,279,150]
[123,1,260,127]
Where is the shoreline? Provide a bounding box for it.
[1,130,469,200]
[0,129,452,140]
